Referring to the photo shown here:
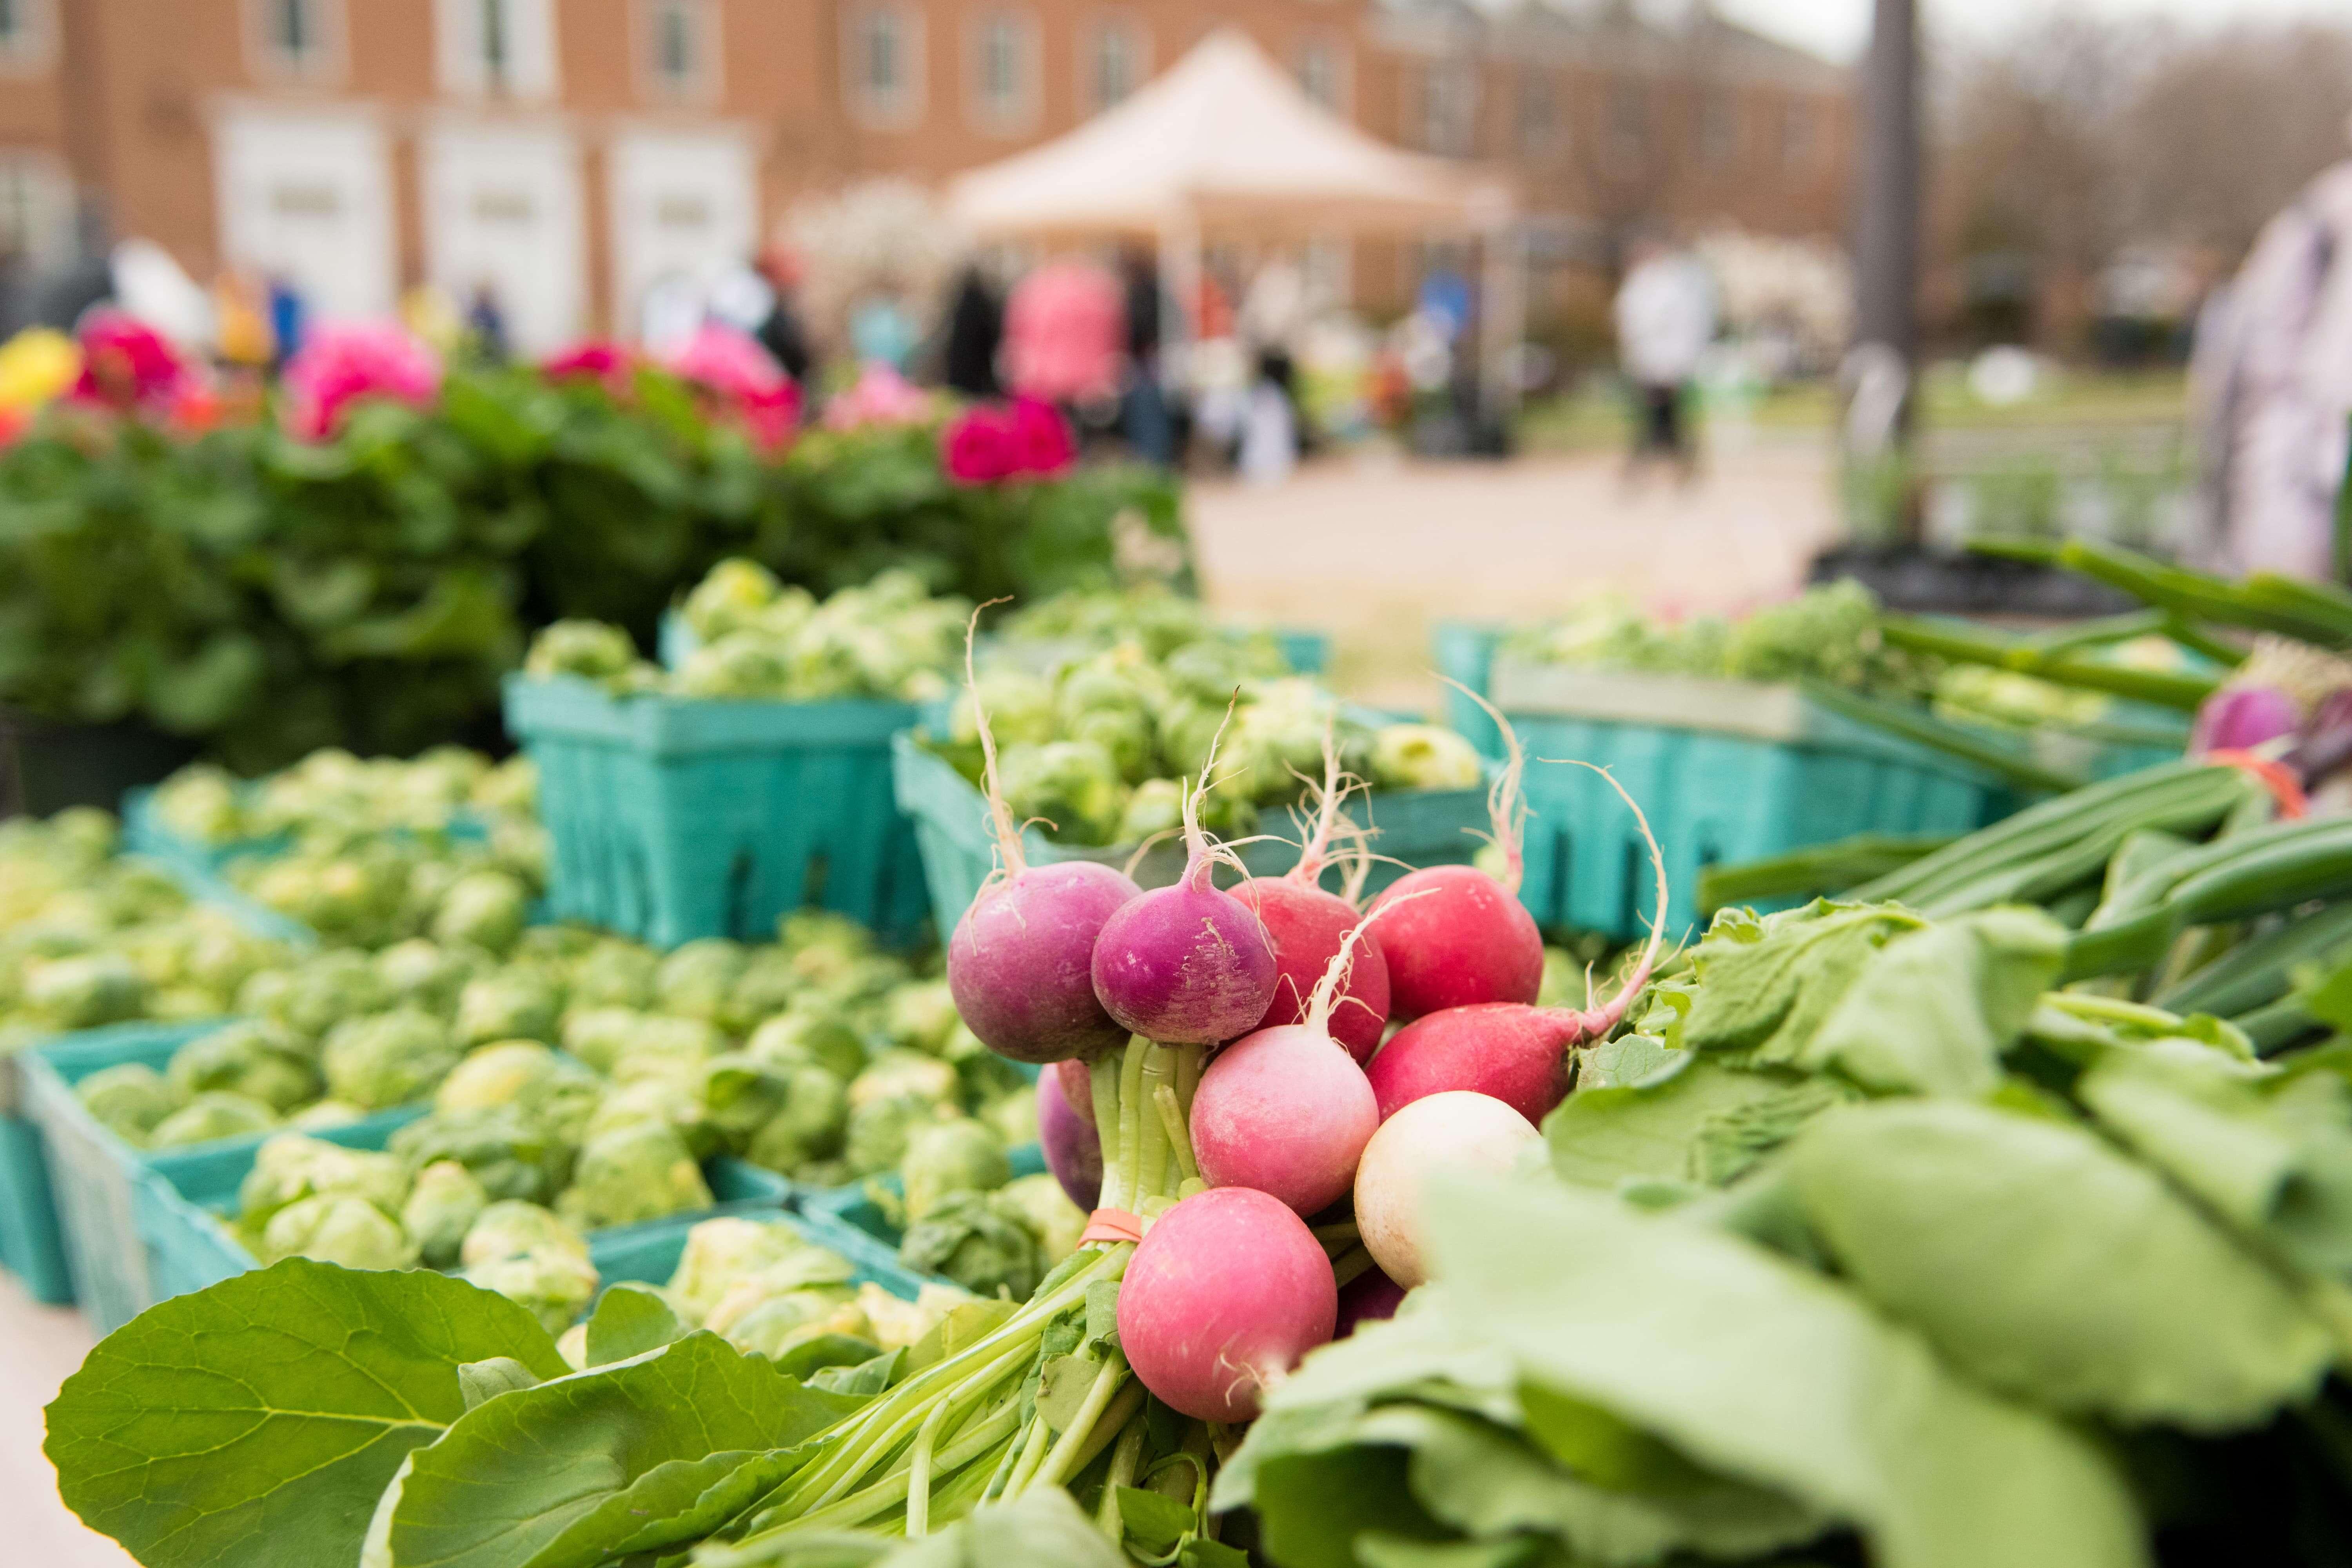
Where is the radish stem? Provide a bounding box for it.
[1153,1083,1198,1184]
[1029,1349,1129,1492]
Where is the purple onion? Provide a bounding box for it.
[2290,688,2352,789]
[2191,685,2299,755]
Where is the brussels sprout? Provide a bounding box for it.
[323,1007,461,1111]
[744,1011,867,1082]
[562,940,659,1011]
[728,947,807,1022]
[898,1191,1045,1301]
[401,1160,491,1269]
[1369,723,1484,793]
[846,1095,962,1178]
[695,1053,789,1151]
[24,952,147,1028]
[1115,778,1185,845]
[240,950,394,1042]
[902,1120,1012,1224]
[558,1007,644,1074]
[949,670,1057,751]
[258,1194,418,1272]
[666,1215,834,1328]
[239,1133,410,1229]
[777,909,878,961]
[289,1100,366,1132]
[391,1106,573,1205]
[849,1050,960,1111]
[583,1074,716,1160]
[166,1021,322,1114]
[980,1085,1039,1151]
[460,1200,592,1269]
[463,1241,600,1335]
[743,1067,851,1176]
[454,970,563,1047]
[1000,740,1128,848]
[434,1040,586,1116]
[608,1016,725,1083]
[513,925,602,967]
[525,619,641,683]
[991,1173,1088,1265]
[471,755,537,816]
[655,940,748,1024]
[428,871,530,957]
[673,635,791,700]
[148,1092,279,1149]
[716,1288,863,1360]
[77,1063,183,1146]
[558,1122,713,1231]
[857,1281,971,1353]
[681,557,786,642]
[882,980,962,1056]
[151,764,248,846]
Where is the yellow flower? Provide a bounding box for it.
[0,328,81,412]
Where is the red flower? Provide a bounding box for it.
[543,339,635,398]
[1006,397,1076,478]
[281,321,442,440]
[0,405,26,448]
[70,310,197,416]
[942,405,1017,485]
[662,324,800,450]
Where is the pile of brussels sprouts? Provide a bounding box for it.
[147,745,537,848]
[0,811,292,1052]
[525,561,970,704]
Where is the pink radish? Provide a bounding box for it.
[1037,1060,1102,1209]
[1117,1187,1336,1421]
[1355,1091,1541,1289]
[947,608,1141,1064]
[1234,744,1390,1062]
[1366,766,1670,1124]
[1367,698,1541,1019]
[1189,911,1397,1214]
[1090,725,1277,1045]
[1336,1269,1406,1337]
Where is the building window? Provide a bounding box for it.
[250,0,341,80]
[846,4,925,128]
[640,0,717,101]
[1517,65,1559,155]
[436,0,557,99]
[1295,36,1345,113]
[1699,89,1737,165]
[1781,98,1817,168]
[1084,16,1147,112]
[1417,60,1475,157]
[0,0,56,72]
[969,11,1037,132]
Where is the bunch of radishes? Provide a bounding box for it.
[953,655,1666,1430]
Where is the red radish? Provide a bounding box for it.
[946,608,1141,1064]
[1368,697,1541,1019]
[1090,724,1277,1045]
[1234,744,1390,1062]
[1367,766,1670,1123]
[1189,911,1397,1214]
[1036,1061,1102,1209]
[1117,1187,1336,1421]
[1355,1091,1541,1289]
[1336,1268,1406,1336]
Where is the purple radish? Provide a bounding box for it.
[1336,1268,1406,1336]
[947,607,1141,1064]
[1190,910,1399,1214]
[2193,684,2299,755]
[1090,721,1277,1045]
[1117,1187,1336,1421]
[1234,738,1390,1062]
[1037,1059,1103,1209]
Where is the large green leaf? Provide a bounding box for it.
[1790,1100,2333,1430]
[1680,902,1923,1060]
[1421,1172,2151,1568]
[45,1259,567,1568]
[381,1329,862,1568]
[1545,1052,1849,1191]
[1792,908,2066,1096]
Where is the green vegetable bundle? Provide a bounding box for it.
[1222,897,2352,1567]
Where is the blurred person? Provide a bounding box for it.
[1004,260,1123,405]
[267,274,309,368]
[1613,236,1716,485]
[2191,142,2352,581]
[1120,249,1174,466]
[1239,344,1299,484]
[213,271,274,370]
[465,283,510,363]
[849,293,918,372]
[942,263,1003,397]
[751,245,814,384]
[1240,258,1310,463]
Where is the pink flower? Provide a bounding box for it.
[941,405,1017,485]
[281,321,442,440]
[663,323,799,448]
[70,310,197,416]
[543,339,635,397]
[1006,397,1075,477]
[823,361,933,432]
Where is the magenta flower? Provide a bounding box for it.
[70,310,198,416]
[1006,396,1076,477]
[543,339,635,397]
[663,323,799,448]
[281,321,443,440]
[823,361,933,432]
[941,405,1017,485]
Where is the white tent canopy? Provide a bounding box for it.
[948,30,1513,240]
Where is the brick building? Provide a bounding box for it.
[0,0,1850,352]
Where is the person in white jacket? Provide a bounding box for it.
[1613,238,1717,485]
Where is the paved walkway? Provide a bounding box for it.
[1188,441,1840,711]
[1,1276,131,1568]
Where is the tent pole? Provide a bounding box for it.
[1159,204,1201,396]
[1479,218,1522,429]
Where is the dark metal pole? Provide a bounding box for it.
[1853,0,1920,403]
